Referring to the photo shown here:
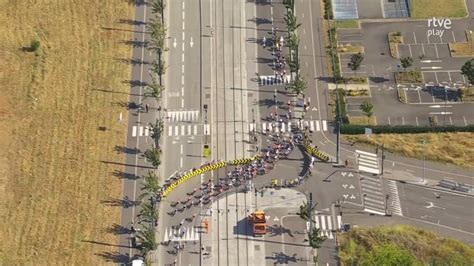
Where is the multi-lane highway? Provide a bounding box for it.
[117,0,474,265]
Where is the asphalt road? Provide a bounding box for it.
[117,0,474,265]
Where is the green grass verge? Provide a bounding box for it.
[411,0,467,18]
[334,20,359,29]
[338,225,474,265]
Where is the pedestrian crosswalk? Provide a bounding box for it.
[250,120,328,134]
[259,74,291,86]
[384,180,403,216]
[306,215,342,239]
[360,175,386,215]
[163,226,200,242]
[166,110,200,122]
[131,126,149,137]
[356,150,380,175]
[166,124,210,137]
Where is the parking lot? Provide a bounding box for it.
[335,17,473,127]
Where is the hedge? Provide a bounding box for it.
[323,0,333,19]
[341,124,474,134]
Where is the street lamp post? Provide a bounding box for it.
[422,140,426,183]
[252,108,255,123]
[444,87,448,126]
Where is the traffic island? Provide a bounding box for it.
[394,71,422,84]
[448,30,474,57]
[388,32,403,59]
[337,44,364,54]
[458,86,474,102]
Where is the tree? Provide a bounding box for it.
[144,147,161,168]
[297,201,316,222]
[138,171,161,200]
[308,227,327,249]
[148,119,164,147]
[400,56,413,71]
[289,74,307,95]
[360,100,374,118]
[283,0,295,10]
[284,11,301,32]
[137,226,158,255]
[287,32,299,50]
[145,74,164,99]
[347,52,364,75]
[461,59,474,85]
[147,18,167,54]
[151,0,165,15]
[288,57,300,73]
[138,201,159,224]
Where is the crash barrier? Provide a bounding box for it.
[303,139,329,162]
[162,155,261,197]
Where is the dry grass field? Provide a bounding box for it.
[344,132,474,168]
[0,0,134,264]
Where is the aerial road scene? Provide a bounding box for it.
[1,0,473,265]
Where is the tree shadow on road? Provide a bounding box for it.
[265,252,302,264]
[101,196,140,208]
[95,251,130,264]
[112,169,140,180]
[103,223,131,235]
[267,224,294,237]
[114,145,141,155]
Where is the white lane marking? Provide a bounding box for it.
[322,120,327,131]
[193,125,198,135]
[187,125,192,135]
[132,126,137,137]
[139,126,144,136]
[175,126,179,136]
[168,126,172,137]
[144,126,149,136]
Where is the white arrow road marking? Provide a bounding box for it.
[190,37,194,47]
[312,107,317,111]
[265,215,271,221]
[429,105,452,108]
[343,194,348,199]
[349,184,355,189]
[348,173,354,177]
[420,60,442,63]
[342,184,348,189]
[341,172,347,177]
[429,112,452,115]
[273,216,279,222]
[425,201,445,209]
[173,38,177,48]
[421,66,442,70]
[350,194,356,199]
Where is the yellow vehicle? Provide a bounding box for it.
[249,211,266,236]
[203,144,211,158]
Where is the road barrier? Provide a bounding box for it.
[162,155,260,197]
[303,139,329,162]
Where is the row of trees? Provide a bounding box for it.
[283,0,307,95]
[137,0,166,260]
[297,200,327,262]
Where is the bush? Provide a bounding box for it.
[341,124,474,134]
[323,0,333,19]
[29,40,40,52]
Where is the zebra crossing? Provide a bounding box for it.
[259,74,291,86]
[166,124,211,137]
[250,120,328,134]
[166,110,200,122]
[384,179,403,216]
[162,226,200,242]
[356,150,380,175]
[131,126,149,137]
[360,174,386,215]
[306,215,342,239]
